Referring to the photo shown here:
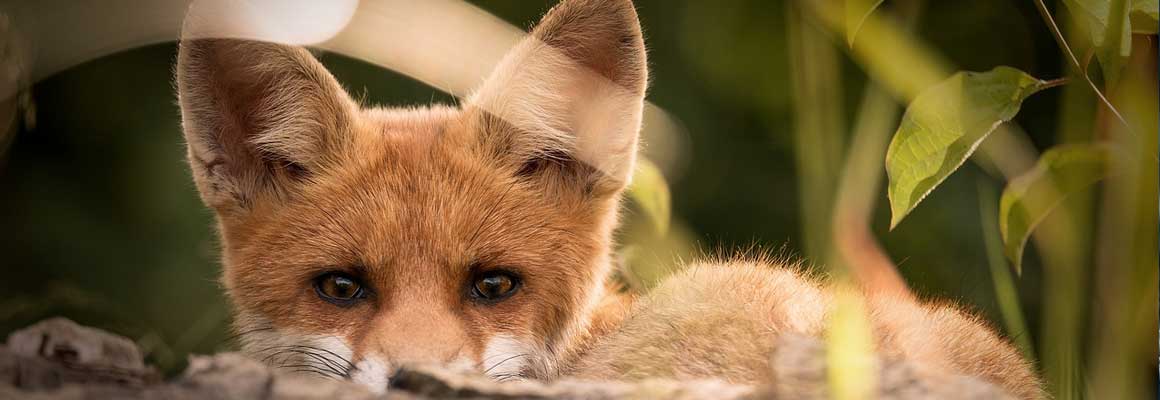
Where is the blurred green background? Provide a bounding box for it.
[0,1,1152,396]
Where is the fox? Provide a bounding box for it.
[175,0,1041,397]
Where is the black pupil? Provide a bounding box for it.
[477,275,513,298]
[325,275,358,299]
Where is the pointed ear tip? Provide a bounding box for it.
[175,38,234,71]
[538,0,644,33]
[530,0,647,88]
[549,0,639,13]
[177,37,228,54]
[177,38,311,62]
[596,0,642,22]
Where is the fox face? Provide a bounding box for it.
[176,0,646,391]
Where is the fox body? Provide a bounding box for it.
[176,0,1040,397]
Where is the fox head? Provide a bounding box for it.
[176,0,646,391]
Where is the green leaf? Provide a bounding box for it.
[845,0,885,46]
[999,144,1111,273]
[886,66,1056,229]
[1130,0,1159,33]
[1062,0,1132,85]
[627,158,671,235]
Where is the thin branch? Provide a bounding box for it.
[1032,0,1135,137]
[1041,77,1071,90]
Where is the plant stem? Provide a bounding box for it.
[831,84,910,299]
[786,0,847,265]
[1040,77,1070,90]
[1031,0,1135,139]
[975,179,1036,362]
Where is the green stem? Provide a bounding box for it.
[1040,77,1070,90]
[975,179,1036,362]
[1031,0,1136,139]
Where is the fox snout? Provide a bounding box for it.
[243,307,536,394]
[344,303,472,391]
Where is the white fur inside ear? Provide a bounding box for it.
[349,355,391,394]
[481,335,533,381]
[468,37,642,184]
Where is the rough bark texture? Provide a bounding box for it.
[1,318,1012,399]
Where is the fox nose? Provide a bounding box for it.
[357,361,422,391]
[349,349,466,393]
[362,301,469,366]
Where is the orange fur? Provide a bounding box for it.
[175,0,1041,397]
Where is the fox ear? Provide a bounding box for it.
[176,39,357,213]
[466,0,647,193]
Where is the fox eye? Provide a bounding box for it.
[314,272,366,306]
[470,271,520,302]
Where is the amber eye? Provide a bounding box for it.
[314,272,366,306]
[471,271,520,302]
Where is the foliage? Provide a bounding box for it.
[627,158,671,235]
[885,67,1060,229]
[845,0,885,45]
[999,144,1110,273]
[825,286,877,400]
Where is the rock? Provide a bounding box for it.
[148,353,379,400]
[176,353,276,399]
[391,364,759,399]
[0,317,1014,399]
[1,318,159,389]
[7,317,144,371]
